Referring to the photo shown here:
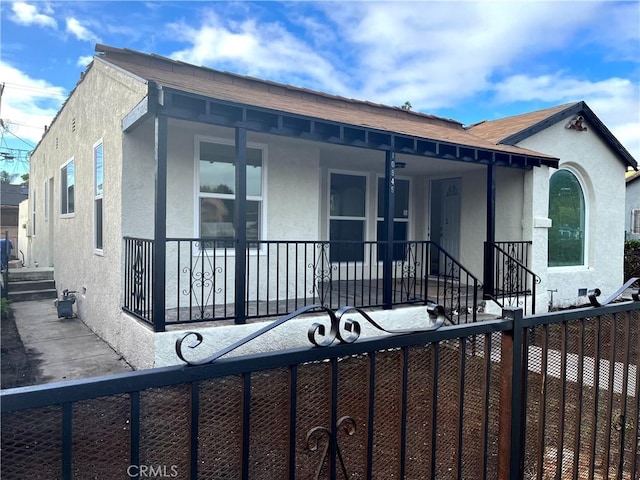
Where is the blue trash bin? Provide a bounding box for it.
[0,238,13,270]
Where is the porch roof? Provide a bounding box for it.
[95,44,558,169]
[468,101,637,170]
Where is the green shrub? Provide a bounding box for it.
[0,298,8,316]
[624,240,640,280]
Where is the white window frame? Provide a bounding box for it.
[548,167,589,269]
[632,209,640,234]
[194,135,267,254]
[43,180,49,222]
[60,157,75,217]
[328,169,369,264]
[93,139,104,254]
[31,187,36,236]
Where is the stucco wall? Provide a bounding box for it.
[154,304,442,367]
[28,59,154,368]
[517,118,626,308]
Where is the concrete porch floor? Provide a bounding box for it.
[9,299,133,385]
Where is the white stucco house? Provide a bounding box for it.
[625,172,640,240]
[24,44,636,368]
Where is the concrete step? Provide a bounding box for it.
[8,289,58,302]
[9,279,56,293]
[8,267,54,282]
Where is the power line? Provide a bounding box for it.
[2,81,65,97]
[3,127,35,149]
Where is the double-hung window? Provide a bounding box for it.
[94,141,104,251]
[61,158,75,216]
[376,177,409,260]
[198,139,263,246]
[329,173,366,262]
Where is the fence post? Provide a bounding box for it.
[497,307,524,480]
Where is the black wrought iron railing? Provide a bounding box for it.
[425,242,482,324]
[123,237,154,325]
[489,242,539,314]
[123,237,484,328]
[165,239,433,325]
[494,241,531,268]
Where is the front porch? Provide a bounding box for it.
[123,238,536,331]
[116,74,555,334]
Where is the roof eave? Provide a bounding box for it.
[501,101,637,170]
[137,85,558,169]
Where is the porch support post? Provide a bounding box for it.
[152,113,167,332]
[483,164,496,299]
[234,127,247,324]
[383,150,395,309]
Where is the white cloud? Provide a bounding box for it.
[10,1,57,29]
[76,55,94,68]
[0,61,66,145]
[316,1,606,108]
[167,10,349,95]
[66,17,100,43]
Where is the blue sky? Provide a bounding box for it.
[1,1,639,178]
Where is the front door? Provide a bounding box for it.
[430,178,461,274]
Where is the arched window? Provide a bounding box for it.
[548,170,585,267]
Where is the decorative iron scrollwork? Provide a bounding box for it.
[181,242,223,320]
[306,416,357,480]
[309,242,335,306]
[131,240,146,314]
[399,243,420,302]
[175,302,446,365]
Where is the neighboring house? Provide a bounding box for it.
[26,44,636,368]
[625,172,640,240]
[0,183,28,264]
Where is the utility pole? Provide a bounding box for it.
[0,82,5,118]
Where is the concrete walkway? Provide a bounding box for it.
[11,299,132,384]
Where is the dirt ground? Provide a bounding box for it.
[1,308,38,389]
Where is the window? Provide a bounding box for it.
[61,159,75,215]
[376,177,409,260]
[32,188,36,236]
[94,141,104,251]
[632,210,640,235]
[548,169,585,267]
[329,173,366,262]
[198,139,263,244]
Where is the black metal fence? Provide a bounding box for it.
[124,238,482,328]
[3,298,637,479]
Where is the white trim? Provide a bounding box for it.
[632,209,640,234]
[31,187,36,237]
[60,157,75,218]
[93,139,104,255]
[43,179,49,222]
